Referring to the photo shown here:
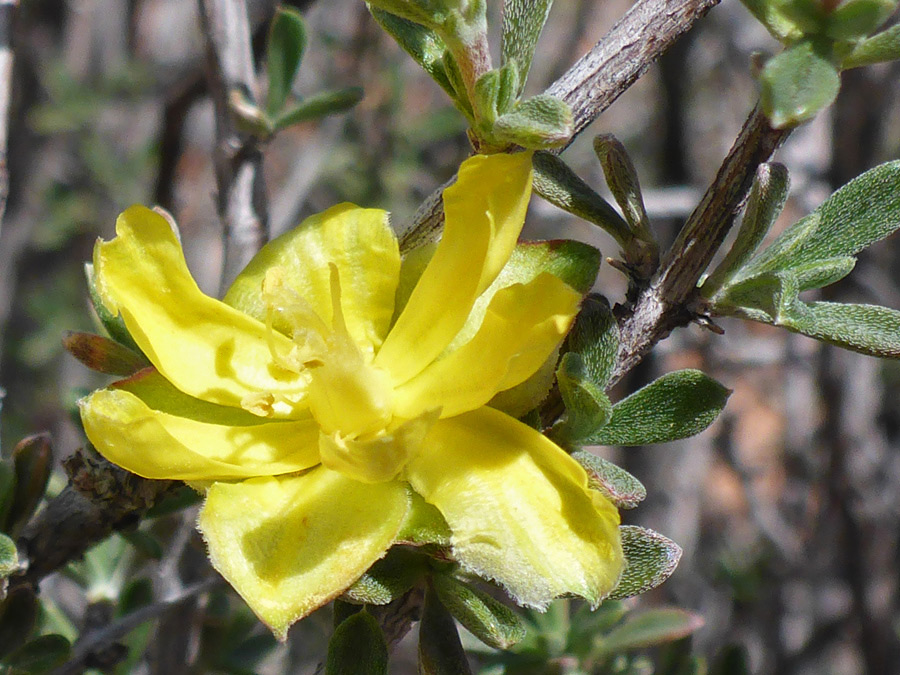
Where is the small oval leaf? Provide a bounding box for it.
[760,40,840,129]
[4,634,71,672]
[599,608,704,654]
[326,611,388,675]
[571,452,646,509]
[493,94,573,150]
[419,584,474,675]
[266,6,307,116]
[608,526,682,599]
[63,331,150,376]
[432,574,526,650]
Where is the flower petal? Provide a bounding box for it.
[394,273,580,418]
[375,153,534,384]
[95,206,305,412]
[79,388,320,480]
[407,407,623,608]
[198,469,410,639]
[225,204,400,357]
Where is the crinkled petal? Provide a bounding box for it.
[394,273,579,418]
[79,388,320,480]
[407,407,623,608]
[375,153,533,384]
[225,205,400,356]
[94,206,305,413]
[198,470,410,640]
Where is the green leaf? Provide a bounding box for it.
[593,134,651,239]
[0,534,18,579]
[273,87,363,130]
[760,40,840,129]
[473,69,500,124]
[501,0,553,94]
[702,162,790,297]
[432,574,526,650]
[266,6,307,116]
[368,8,455,98]
[496,62,519,116]
[62,331,149,376]
[598,609,704,654]
[493,94,573,150]
[343,547,428,605]
[566,295,620,389]
[590,370,731,446]
[326,612,388,675]
[0,587,38,659]
[8,434,52,537]
[532,152,632,247]
[782,301,900,357]
[419,585,473,675]
[3,634,71,673]
[441,49,475,120]
[790,256,857,291]
[740,0,807,41]
[550,353,613,446]
[827,0,898,40]
[571,451,646,509]
[843,24,900,68]
[608,526,682,600]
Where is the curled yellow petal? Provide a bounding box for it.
[394,273,579,419]
[406,407,623,608]
[94,206,307,414]
[376,153,534,384]
[225,204,400,357]
[80,388,320,480]
[198,470,409,640]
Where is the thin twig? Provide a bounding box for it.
[51,577,223,675]
[198,0,269,294]
[0,0,17,238]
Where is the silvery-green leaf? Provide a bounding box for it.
[473,69,500,124]
[571,451,646,509]
[493,94,573,150]
[608,526,682,599]
[590,370,731,446]
[760,40,840,129]
[532,152,632,247]
[566,295,620,389]
[432,574,526,649]
[593,134,651,239]
[496,61,519,116]
[501,0,553,94]
[781,301,900,357]
[343,548,428,605]
[702,163,789,297]
[273,87,363,130]
[442,49,475,120]
[844,24,900,68]
[791,256,856,291]
[265,7,306,116]
[550,353,613,446]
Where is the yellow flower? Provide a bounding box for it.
[79,153,623,639]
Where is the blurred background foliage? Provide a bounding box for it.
[0,0,899,673]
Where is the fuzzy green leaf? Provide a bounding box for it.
[397,491,452,546]
[608,526,682,599]
[782,301,900,357]
[473,69,500,124]
[432,574,526,649]
[501,0,553,94]
[273,87,363,130]
[419,585,474,674]
[493,94,573,150]
[571,451,646,509]
[551,353,613,446]
[3,634,71,673]
[266,7,307,116]
[326,612,388,675]
[598,609,704,654]
[760,40,840,129]
[594,134,651,238]
[343,547,428,605]
[844,24,900,68]
[496,62,519,116]
[827,0,898,40]
[590,370,731,446]
[566,295,620,389]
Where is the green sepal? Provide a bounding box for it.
[62,331,150,377]
[826,0,898,40]
[571,451,646,509]
[701,162,790,298]
[550,353,613,446]
[265,6,307,117]
[2,634,71,673]
[326,611,389,675]
[7,434,52,538]
[496,61,519,116]
[342,547,429,605]
[493,94,573,150]
[532,152,631,248]
[432,574,526,649]
[419,584,474,675]
[596,608,704,654]
[760,39,840,129]
[590,370,731,446]
[86,263,142,353]
[473,69,500,125]
[441,49,476,121]
[608,526,682,599]
[396,490,452,547]
[843,24,900,68]
[566,295,620,389]
[593,134,651,240]
[0,533,17,579]
[0,586,38,659]
[500,0,553,94]
[368,7,455,98]
[273,87,364,131]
